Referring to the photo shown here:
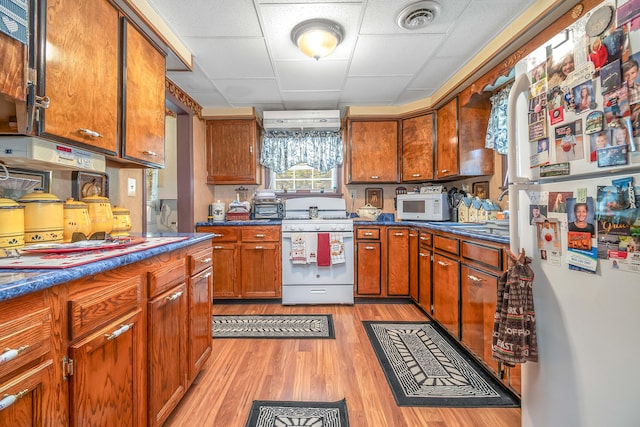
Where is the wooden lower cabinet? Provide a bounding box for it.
[69,309,144,427]
[0,360,53,427]
[0,239,213,426]
[418,231,432,314]
[355,227,383,296]
[197,226,281,299]
[432,253,460,338]
[387,227,410,296]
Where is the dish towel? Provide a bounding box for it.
[305,233,317,263]
[317,233,331,267]
[290,233,307,264]
[330,232,346,264]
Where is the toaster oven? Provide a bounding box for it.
[253,201,284,219]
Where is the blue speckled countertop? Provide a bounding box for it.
[196,213,509,245]
[0,233,213,303]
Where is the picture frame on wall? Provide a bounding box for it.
[72,171,109,200]
[0,167,52,200]
[365,188,383,209]
[472,181,489,199]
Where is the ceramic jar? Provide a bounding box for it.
[17,189,64,244]
[111,206,132,237]
[0,197,25,250]
[356,203,382,220]
[63,198,92,242]
[81,195,113,237]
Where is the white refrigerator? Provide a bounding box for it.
[506,4,640,425]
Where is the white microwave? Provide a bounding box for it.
[396,193,450,221]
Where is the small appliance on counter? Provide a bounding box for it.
[253,189,284,219]
[396,193,450,221]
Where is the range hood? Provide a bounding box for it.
[262,110,341,130]
[0,137,106,172]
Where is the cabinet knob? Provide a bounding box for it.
[254,245,264,249]
[412,173,421,177]
[364,246,376,250]
[0,345,29,364]
[166,290,184,302]
[212,233,224,238]
[201,258,212,263]
[437,260,449,267]
[0,389,29,411]
[419,253,429,257]
[143,150,158,157]
[105,323,134,341]
[364,232,373,236]
[255,234,265,238]
[370,175,379,179]
[440,169,449,173]
[467,275,484,283]
[78,128,103,138]
[394,232,404,236]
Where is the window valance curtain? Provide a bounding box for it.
[485,84,512,155]
[260,130,343,173]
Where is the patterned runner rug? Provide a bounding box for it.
[213,314,335,339]
[363,321,520,407]
[245,399,349,427]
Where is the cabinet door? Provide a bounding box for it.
[458,93,494,176]
[461,265,499,374]
[409,229,419,301]
[432,253,460,338]
[42,0,119,153]
[68,309,144,427]
[0,360,53,427]
[148,284,187,427]
[348,121,398,183]
[188,267,213,384]
[402,114,434,182]
[206,119,258,184]
[121,20,166,167]
[418,246,432,314]
[240,243,281,298]
[212,243,239,298]
[0,34,27,103]
[387,227,409,296]
[436,97,459,179]
[355,241,382,295]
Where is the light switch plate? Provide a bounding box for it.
[127,178,136,197]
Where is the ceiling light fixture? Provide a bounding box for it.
[291,18,344,61]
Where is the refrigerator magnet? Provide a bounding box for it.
[585,111,604,134]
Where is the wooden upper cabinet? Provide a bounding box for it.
[121,20,166,168]
[41,0,119,154]
[458,91,494,176]
[348,120,399,183]
[435,97,458,179]
[206,119,260,184]
[402,113,434,182]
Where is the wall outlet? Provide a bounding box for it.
[127,178,137,197]
[350,189,357,199]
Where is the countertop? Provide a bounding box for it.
[0,233,214,303]
[196,214,510,245]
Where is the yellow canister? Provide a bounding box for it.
[63,198,92,242]
[0,197,25,249]
[81,195,113,237]
[17,189,64,244]
[111,206,132,237]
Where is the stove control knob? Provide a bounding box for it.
[314,225,321,230]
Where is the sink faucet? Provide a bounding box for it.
[497,188,509,201]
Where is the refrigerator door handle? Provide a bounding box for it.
[507,72,532,185]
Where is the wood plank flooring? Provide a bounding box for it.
[165,302,521,427]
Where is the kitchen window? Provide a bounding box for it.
[268,163,339,193]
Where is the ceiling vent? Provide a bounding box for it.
[262,110,341,130]
[396,1,441,30]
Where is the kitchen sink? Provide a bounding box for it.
[429,221,510,238]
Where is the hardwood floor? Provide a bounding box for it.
[165,302,521,426]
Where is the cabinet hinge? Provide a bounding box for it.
[27,68,37,86]
[430,304,434,312]
[62,356,74,379]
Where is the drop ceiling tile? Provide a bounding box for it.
[349,34,444,76]
[342,76,413,102]
[184,37,274,79]
[409,56,460,90]
[259,3,362,61]
[215,79,281,104]
[395,89,436,105]
[167,66,217,92]
[274,60,349,91]
[147,0,262,37]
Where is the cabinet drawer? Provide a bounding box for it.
[68,276,142,340]
[419,231,432,247]
[462,241,503,271]
[241,227,280,242]
[0,297,51,379]
[199,227,238,242]
[149,258,186,298]
[356,228,380,240]
[434,235,460,255]
[189,247,213,275]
